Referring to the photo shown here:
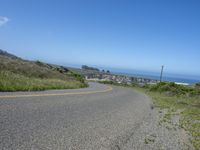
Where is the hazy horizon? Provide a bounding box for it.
[1,48,200,82]
[1,0,200,77]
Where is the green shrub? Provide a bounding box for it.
[70,72,85,83]
[149,82,200,96]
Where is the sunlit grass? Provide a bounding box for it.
[0,71,87,91]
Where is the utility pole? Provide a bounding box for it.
[160,65,164,82]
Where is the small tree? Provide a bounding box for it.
[106,70,110,74]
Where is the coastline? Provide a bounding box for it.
[113,72,200,85]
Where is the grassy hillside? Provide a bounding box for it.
[0,50,87,91]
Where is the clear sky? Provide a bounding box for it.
[0,0,200,77]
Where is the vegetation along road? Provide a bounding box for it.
[0,82,193,150]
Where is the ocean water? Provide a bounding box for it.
[161,76,199,84]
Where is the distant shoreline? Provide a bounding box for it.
[113,72,200,85]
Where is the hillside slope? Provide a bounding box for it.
[0,50,87,91]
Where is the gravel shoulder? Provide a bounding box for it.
[122,104,193,150]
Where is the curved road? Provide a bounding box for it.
[0,82,152,150]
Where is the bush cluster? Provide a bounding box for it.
[150,82,200,96]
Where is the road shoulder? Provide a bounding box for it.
[120,89,194,150]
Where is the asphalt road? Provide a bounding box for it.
[0,82,152,150]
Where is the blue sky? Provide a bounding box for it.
[0,0,200,77]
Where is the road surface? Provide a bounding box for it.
[0,82,152,150]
